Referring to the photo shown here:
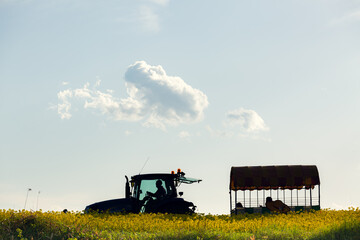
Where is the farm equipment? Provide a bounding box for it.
[85,169,201,214]
[230,165,320,214]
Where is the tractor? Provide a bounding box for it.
[85,169,201,214]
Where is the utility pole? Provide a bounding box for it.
[36,191,41,211]
[24,188,32,210]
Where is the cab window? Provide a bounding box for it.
[138,179,167,201]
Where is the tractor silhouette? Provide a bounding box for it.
[85,169,201,214]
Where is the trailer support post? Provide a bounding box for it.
[297,189,299,206]
[283,189,285,204]
[263,190,265,205]
[318,185,321,208]
[230,190,232,214]
[244,191,246,208]
[250,191,251,208]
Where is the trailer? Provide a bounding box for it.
[230,165,320,214]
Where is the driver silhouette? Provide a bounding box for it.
[147,180,166,200]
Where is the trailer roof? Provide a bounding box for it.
[230,165,320,191]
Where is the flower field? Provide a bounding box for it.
[0,208,359,239]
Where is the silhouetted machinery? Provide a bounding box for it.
[85,169,202,214]
[230,165,321,214]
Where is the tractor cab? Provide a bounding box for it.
[128,169,201,213]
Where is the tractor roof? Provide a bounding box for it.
[131,173,202,184]
[131,173,176,181]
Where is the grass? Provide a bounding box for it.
[0,208,359,239]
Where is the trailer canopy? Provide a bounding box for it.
[230,165,320,191]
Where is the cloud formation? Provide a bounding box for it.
[205,125,234,138]
[205,108,269,140]
[57,61,209,130]
[147,0,169,6]
[178,131,191,138]
[225,108,268,132]
[136,0,169,33]
[57,89,73,120]
[331,10,360,25]
[138,5,161,33]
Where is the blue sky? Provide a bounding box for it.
[1,0,359,214]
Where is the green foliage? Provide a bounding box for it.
[0,208,359,239]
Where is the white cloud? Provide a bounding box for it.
[331,10,360,25]
[178,131,191,138]
[147,0,169,6]
[136,0,170,33]
[125,61,209,127]
[205,125,234,138]
[225,108,268,132]
[56,61,209,130]
[114,0,168,33]
[205,108,269,139]
[57,89,73,120]
[138,5,160,33]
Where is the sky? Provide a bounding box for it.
[1,0,360,214]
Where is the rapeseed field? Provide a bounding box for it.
[0,208,359,239]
